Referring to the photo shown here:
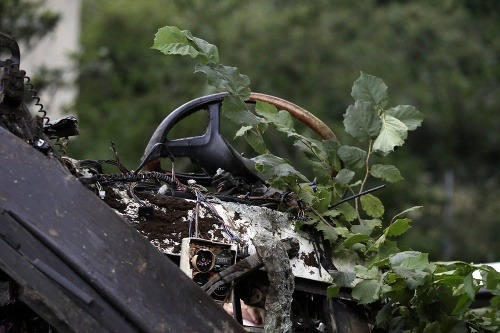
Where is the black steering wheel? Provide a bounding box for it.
[140,92,337,184]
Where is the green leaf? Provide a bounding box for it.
[397,253,433,272]
[327,284,341,299]
[253,154,308,186]
[322,139,342,171]
[335,169,355,185]
[370,164,403,182]
[273,163,309,183]
[352,219,381,235]
[452,294,473,315]
[392,206,423,220]
[316,221,339,243]
[375,303,393,326]
[342,234,370,248]
[386,105,424,131]
[386,218,411,237]
[371,241,400,265]
[234,124,267,154]
[350,224,370,235]
[351,73,389,109]
[338,145,367,169]
[245,128,267,154]
[441,318,467,333]
[234,125,253,138]
[483,266,500,293]
[463,272,476,300]
[364,218,383,229]
[329,270,356,287]
[221,94,260,127]
[190,36,220,63]
[392,266,428,289]
[351,225,370,236]
[323,209,341,219]
[152,26,219,63]
[360,194,384,218]
[389,251,423,267]
[343,100,382,140]
[312,161,333,183]
[371,234,387,252]
[352,280,381,304]
[423,322,441,333]
[313,188,332,213]
[294,219,305,230]
[373,114,408,154]
[490,295,500,307]
[255,101,294,133]
[294,137,328,161]
[296,183,315,204]
[355,265,380,279]
[336,202,357,222]
[333,226,350,237]
[195,63,251,98]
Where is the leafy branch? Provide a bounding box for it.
[152,26,500,332]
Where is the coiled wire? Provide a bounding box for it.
[23,74,49,125]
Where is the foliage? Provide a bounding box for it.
[3,0,498,329]
[70,0,499,263]
[152,26,500,332]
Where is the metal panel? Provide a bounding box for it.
[0,127,244,333]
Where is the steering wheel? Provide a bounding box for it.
[140,92,338,184]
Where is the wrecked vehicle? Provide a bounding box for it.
[0,32,370,332]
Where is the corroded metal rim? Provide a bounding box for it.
[249,92,338,141]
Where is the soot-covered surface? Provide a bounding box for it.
[100,186,227,255]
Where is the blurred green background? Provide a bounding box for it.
[2,0,498,263]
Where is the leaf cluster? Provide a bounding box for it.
[152,26,256,126]
[71,0,500,264]
[331,258,500,332]
[152,26,500,332]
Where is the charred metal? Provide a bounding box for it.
[1,33,369,333]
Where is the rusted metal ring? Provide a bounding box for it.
[249,92,338,142]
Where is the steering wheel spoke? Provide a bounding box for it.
[141,93,338,184]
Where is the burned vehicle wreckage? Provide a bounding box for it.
[0,33,371,332]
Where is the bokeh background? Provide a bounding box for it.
[2,0,498,263]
